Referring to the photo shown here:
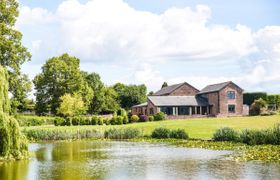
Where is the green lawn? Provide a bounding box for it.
[22,115,280,140]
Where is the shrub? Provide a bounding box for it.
[64,117,72,126]
[71,116,80,126]
[110,116,117,125]
[271,124,280,144]
[151,127,170,139]
[104,128,140,139]
[170,129,189,139]
[54,117,65,126]
[91,116,99,125]
[130,115,139,123]
[123,115,129,124]
[249,98,267,116]
[97,118,103,125]
[239,129,267,145]
[139,115,149,122]
[116,116,123,125]
[153,112,166,121]
[103,118,111,125]
[17,116,56,127]
[213,127,239,142]
[80,116,91,125]
[148,116,154,121]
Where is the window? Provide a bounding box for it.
[228,105,235,113]
[160,107,173,115]
[178,106,189,115]
[227,91,235,99]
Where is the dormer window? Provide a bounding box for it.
[227,91,235,99]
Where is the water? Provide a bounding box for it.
[0,140,280,180]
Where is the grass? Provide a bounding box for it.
[22,115,280,140]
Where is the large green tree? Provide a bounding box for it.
[33,54,93,115]
[113,83,147,109]
[0,65,28,159]
[0,0,32,112]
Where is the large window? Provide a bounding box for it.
[178,106,189,115]
[228,105,235,113]
[160,107,173,115]
[227,91,236,99]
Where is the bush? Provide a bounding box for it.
[80,116,91,125]
[130,115,139,123]
[116,116,123,125]
[239,129,267,145]
[97,118,103,125]
[17,116,56,126]
[123,115,129,124]
[170,129,189,139]
[153,112,166,121]
[103,118,111,125]
[213,127,239,142]
[151,127,170,139]
[104,128,140,139]
[54,117,65,126]
[249,98,267,116]
[148,116,154,121]
[91,116,99,125]
[139,115,149,122]
[71,116,80,126]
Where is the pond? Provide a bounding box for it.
[1,140,280,180]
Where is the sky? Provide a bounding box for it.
[16,0,280,96]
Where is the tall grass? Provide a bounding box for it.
[104,128,141,139]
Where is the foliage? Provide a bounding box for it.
[249,98,267,116]
[91,116,99,125]
[33,54,93,115]
[113,83,147,109]
[243,92,267,106]
[153,112,166,121]
[213,127,239,142]
[130,115,139,123]
[151,127,170,139]
[0,66,28,159]
[115,116,123,125]
[17,115,56,126]
[139,115,149,122]
[101,87,120,114]
[148,116,154,121]
[104,128,140,139]
[97,118,103,125]
[161,82,168,89]
[169,129,189,139]
[57,93,86,117]
[54,117,66,126]
[22,128,103,141]
[117,108,128,124]
[0,0,32,113]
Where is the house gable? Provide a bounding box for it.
[154,82,199,96]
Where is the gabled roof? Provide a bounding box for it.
[197,81,242,94]
[132,102,148,108]
[153,82,198,96]
[148,96,209,106]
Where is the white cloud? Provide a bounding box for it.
[16,0,280,93]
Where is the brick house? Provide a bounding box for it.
[131,81,243,119]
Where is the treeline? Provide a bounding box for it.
[244,92,280,107]
[33,53,147,116]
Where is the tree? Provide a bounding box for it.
[0,0,32,113]
[0,65,28,159]
[113,83,147,109]
[243,92,267,106]
[148,91,154,96]
[82,72,106,114]
[102,87,120,114]
[33,54,93,115]
[57,93,86,117]
[161,82,168,89]
[249,98,267,116]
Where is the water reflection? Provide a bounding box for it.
[0,141,280,180]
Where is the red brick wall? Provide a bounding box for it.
[147,99,158,116]
[218,83,243,117]
[169,84,199,96]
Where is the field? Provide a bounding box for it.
[22,115,280,140]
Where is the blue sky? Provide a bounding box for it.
[17,0,280,95]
